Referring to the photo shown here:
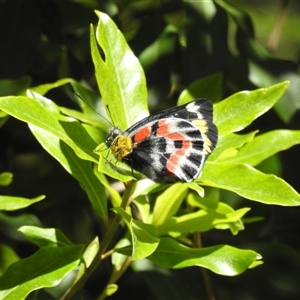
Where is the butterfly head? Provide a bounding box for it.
[106,127,133,161]
[105,127,121,147]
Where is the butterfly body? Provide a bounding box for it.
[105,99,218,183]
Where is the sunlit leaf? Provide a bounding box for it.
[91,11,149,129]
[0,96,98,163]
[18,226,73,248]
[152,183,188,226]
[113,207,159,260]
[30,125,108,219]
[214,82,290,136]
[202,162,300,206]
[157,204,249,235]
[82,237,99,268]
[0,195,45,211]
[0,245,84,299]
[178,73,223,104]
[210,131,258,161]
[225,130,300,166]
[30,78,71,96]
[147,238,261,276]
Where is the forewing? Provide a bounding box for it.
[125,118,206,183]
[122,99,218,183]
[127,99,218,155]
[128,99,210,130]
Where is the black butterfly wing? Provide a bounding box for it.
[127,99,218,155]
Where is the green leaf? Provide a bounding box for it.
[132,196,151,223]
[130,179,168,200]
[225,130,300,166]
[0,213,41,241]
[214,81,290,136]
[147,238,261,276]
[0,77,31,96]
[29,125,108,219]
[70,80,104,115]
[257,154,282,176]
[93,167,122,208]
[113,207,159,260]
[187,187,220,210]
[61,81,109,134]
[18,226,73,248]
[185,182,204,197]
[152,183,188,226]
[82,237,99,268]
[96,151,138,183]
[0,195,45,211]
[178,73,223,104]
[82,123,105,146]
[30,78,71,96]
[112,237,131,272]
[0,173,13,186]
[91,11,149,129]
[0,111,9,129]
[104,284,118,297]
[59,106,107,134]
[202,162,300,206]
[139,24,178,72]
[214,205,249,235]
[0,245,84,300]
[0,96,98,163]
[210,131,258,161]
[157,203,249,235]
[274,73,300,123]
[156,209,217,235]
[0,244,19,276]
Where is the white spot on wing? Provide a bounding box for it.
[186,102,203,119]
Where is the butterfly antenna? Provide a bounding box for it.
[75,93,114,127]
[105,105,116,126]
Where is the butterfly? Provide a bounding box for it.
[104,99,218,183]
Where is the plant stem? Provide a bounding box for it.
[194,232,215,300]
[61,181,135,300]
[267,0,290,52]
[96,257,133,300]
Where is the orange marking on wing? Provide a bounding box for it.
[134,126,151,142]
[167,132,185,140]
[157,121,186,140]
[175,149,185,156]
[182,140,192,149]
[167,149,187,173]
[166,155,178,173]
[156,120,170,136]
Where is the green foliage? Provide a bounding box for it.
[0,245,84,300]
[0,1,300,299]
[146,238,261,275]
[90,12,149,128]
[0,195,45,211]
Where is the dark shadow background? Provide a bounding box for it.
[0,0,300,299]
